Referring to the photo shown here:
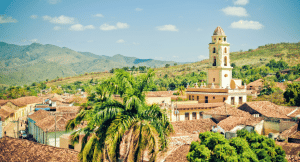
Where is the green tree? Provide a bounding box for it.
[187,131,287,162]
[66,69,173,162]
[284,83,300,106]
[165,64,170,68]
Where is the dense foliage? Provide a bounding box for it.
[284,83,300,106]
[187,130,287,162]
[66,69,173,162]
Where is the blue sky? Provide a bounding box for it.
[0,0,299,62]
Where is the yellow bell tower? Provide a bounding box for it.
[207,26,232,89]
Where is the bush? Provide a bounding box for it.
[187,131,287,162]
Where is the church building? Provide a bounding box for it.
[186,26,247,105]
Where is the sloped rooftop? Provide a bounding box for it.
[0,137,79,162]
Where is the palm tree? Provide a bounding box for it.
[177,86,185,96]
[66,69,173,162]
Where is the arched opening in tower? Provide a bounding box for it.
[224,56,227,66]
[213,56,216,66]
[224,47,227,53]
[213,47,216,53]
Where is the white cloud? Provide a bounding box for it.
[100,23,117,30]
[135,8,143,11]
[93,14,104,17]
[30,15,38,19]
[30,39,39,43]
[0,15,18,23]
[116,22,129,29]
[47,0,61,4]
[116,39,125,43]
[233,0,249,5]
[69,24,95,31]
[156,25,179,32]
[53,26,61,30]
[221,6,248,17]
[43,15,75,24]
[198,55,208,60]
[230,20,264,29]
[100,22,129,31]
[133,42,139,45]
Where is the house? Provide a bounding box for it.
[0,136,79,162]
[145,91,176,105]
[27,110,76,147]
[247,79,263,93]
[9,96,43,120]
[238,101,297,135]
[203,104,251,123]
[280,69,292,74]
[0,105,15,126]
[168,102,224,122]
[60,134,85,152]
[185,27,247,106]
[212,116,264,138]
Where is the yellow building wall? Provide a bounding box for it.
[146,97,171,105]
[187,94,227,103]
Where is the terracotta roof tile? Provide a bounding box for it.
[28,110,51,122]
[11,96,43,107]
[217,116,263,131]
[172,118,216,135]
[247,79,263,87]
[0,136,79,162]
[0,100,9,106]
[146,91,177,97]
[204,104,251,117]
[287,109,300,118]
[280,124,298,139]
[240,101,292,119]
[35,113,76,132]
[56,106,81,113]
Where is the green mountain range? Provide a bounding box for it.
[0,42,176,86]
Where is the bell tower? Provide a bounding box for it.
[207,26,232,88]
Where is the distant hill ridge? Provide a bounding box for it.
[0,42,176,86]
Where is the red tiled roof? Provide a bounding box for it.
[217,116,263,131]
[247,79,263,87]
[294,77,300,82]
[240,101,292,119]
[11,96,43,107]
[28,110,51,122]
[35,113,76,132]
[172,118,216,135]
[287,109,300,118]
[204,104,251,117]
[56,106,81,113]
[146,91,177,97]
[0,137,79,162]
[280,124,298,139]
[0,100,9,106]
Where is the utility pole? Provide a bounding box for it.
[49,111,77,147]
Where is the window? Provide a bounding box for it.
[224,56,227,66]
[192,112,197,120]
[213,96,215,99]
[213,56,216,66]
[185,113,190,120]
[197,96,199,101]
[192,95,194,100]
[223,97,226,102]
[213,78,215,82]
[224,37,226,42]
[239,97,242,104]
[224,74,228,77]
[189,95,191,100]
[69,144,74,149]
[199,112,203,119]
[231,97,235,105]
[219,38,221,41]
[214,38,216,41]
[213,47,216,53]
[205,96,208,103]
[224,47,227,53]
